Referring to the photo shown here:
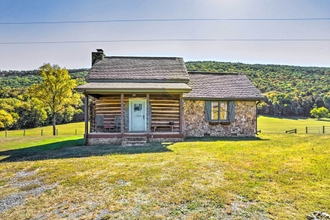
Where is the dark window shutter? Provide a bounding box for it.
[229,101,235,122]
[205,101,211,122]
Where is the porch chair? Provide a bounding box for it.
[114,115,121,132]
[95,115,105,132]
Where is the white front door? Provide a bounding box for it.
[129,99,146,132]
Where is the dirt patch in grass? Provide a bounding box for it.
[0,169,57,213]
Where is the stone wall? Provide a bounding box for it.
[87,137,183,145]
[148,138,183,142]
[183,100,257,137]
[88,137,122,145]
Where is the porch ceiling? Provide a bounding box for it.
[75,82,191,93]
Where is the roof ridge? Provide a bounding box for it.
[105,56,184,60]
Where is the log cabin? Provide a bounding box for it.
[75,49,264,145]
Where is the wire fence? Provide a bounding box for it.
[306,126,330,134]
[2,126,330,137]
[260,126,330,134]
[1,128,85,137]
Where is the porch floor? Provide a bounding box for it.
[87,132,184,139]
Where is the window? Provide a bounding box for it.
[205,101,235,123]
[211,101,228,121]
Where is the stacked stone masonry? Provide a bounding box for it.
[183,100,257,137]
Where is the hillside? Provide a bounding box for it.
[1,62,330,130]
[186,61,330,116]
[0,69,88,130]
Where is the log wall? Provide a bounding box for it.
[91,95,126,132]
[150,94,180,132]
[90,93,181,133]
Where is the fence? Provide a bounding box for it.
[1,128,84,137]
[306,126,330,134]
[285,129,297,134]
[281,126,330,134]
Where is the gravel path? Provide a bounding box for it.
[0,170,57,213]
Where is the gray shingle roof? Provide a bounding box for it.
[87,56,189,82]
[183,72,264,100]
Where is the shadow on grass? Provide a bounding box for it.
[184,136,267,142]
[0,139,172,163]
[1,136,269,162]
[258,115,309,120]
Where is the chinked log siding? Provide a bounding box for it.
[90,93,181,133]
[91,95,127,132]
[150,94,180,132]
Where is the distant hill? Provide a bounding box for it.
[0,69,88,96]
[1,62,330,117]
[186,61,330,116]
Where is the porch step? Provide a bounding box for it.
[121,136,147,147]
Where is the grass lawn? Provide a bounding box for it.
[0,132,329,219]
[0,122,85,137]
[258,115,330,134]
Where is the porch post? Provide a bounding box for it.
[179,93,183,134]
[121,93,124,133]
[84,93,89,145]
[146,93,150,133]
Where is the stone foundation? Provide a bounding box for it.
[183,100,257,137]
[148,138,183,143]
[87,137,183,145]
[87,138,122,145]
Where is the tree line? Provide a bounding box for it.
[0,67,87,131]
[1,61,330,130]
[186,61,330,117]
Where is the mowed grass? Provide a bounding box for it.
[0,135,329,218]
[258,115,330,134]
[0,122,85,137]
[0,116,329,219]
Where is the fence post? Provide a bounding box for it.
[23,129,26,137]
[323,126,325,134]
[306,127,308,134]
[75,129,77,135]
[41,129,43,136]
[295,129,297,134]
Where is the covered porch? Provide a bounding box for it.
[79,86,190,145]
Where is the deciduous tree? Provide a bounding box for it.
[29,64,81,135]
[310,106,329,120]
[0,109,14,129]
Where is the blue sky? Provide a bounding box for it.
[1,0,330,70]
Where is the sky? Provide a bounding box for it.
[0,0,330,70]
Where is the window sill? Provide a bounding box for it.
[209,121,230,125]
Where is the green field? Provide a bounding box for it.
[258,115,330,134]
[0,122,85,137]
[0,116,329,219]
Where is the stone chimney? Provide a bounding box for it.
[91,49,105,66]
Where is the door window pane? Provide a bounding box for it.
[134,104,142,112]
